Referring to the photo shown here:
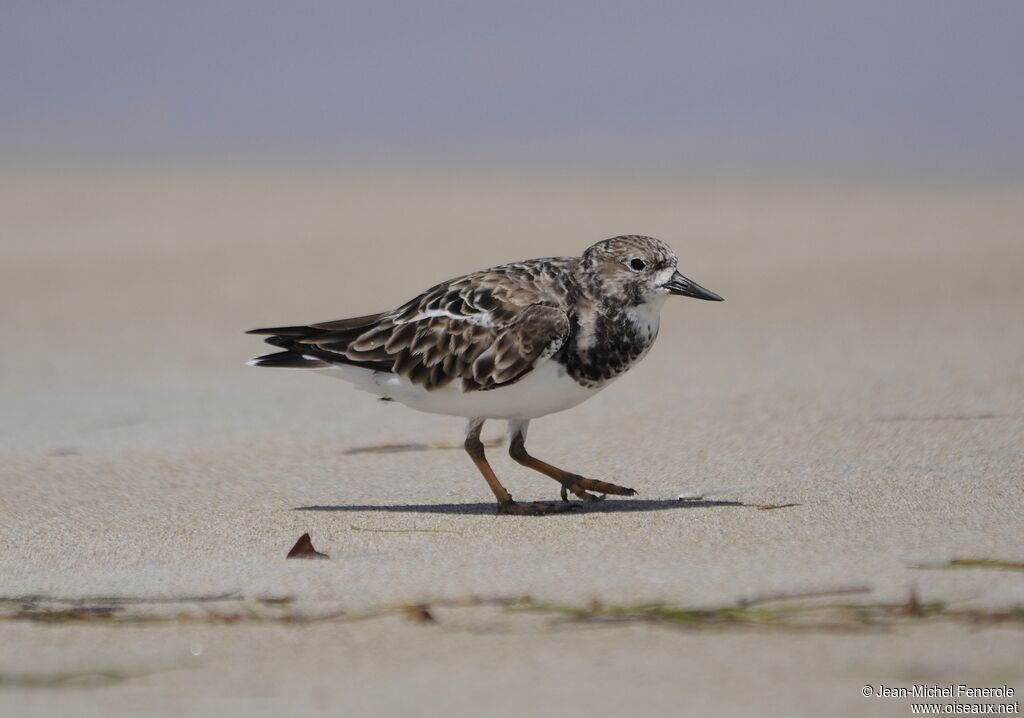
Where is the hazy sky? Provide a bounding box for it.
[3,1,1022,175]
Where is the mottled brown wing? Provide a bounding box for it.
[275,259,577,389]
[305,302,569,392]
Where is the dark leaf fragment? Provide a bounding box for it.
[286,533,329,560]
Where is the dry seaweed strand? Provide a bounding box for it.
[349,525,463,534]
[909,558,1024,572]
[344,438,504,455]
[4,589,1021,633]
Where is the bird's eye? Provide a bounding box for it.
[628,258,647,271]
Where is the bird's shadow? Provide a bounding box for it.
[294,499,745,516]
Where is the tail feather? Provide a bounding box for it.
[247,350,330,369]
[247,313,384,337]
[246,312,389,371]
[246,325,313,337]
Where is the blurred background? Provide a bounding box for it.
[3,0,1023,177]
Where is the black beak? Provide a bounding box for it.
[663,271,724,301]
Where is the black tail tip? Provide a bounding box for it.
[246,351,329,369]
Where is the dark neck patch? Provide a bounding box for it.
[559,301,656,386]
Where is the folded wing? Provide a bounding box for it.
[248,275,570,392]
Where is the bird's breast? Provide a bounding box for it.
[561,303,660,387]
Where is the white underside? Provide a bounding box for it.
[313,358,605,420]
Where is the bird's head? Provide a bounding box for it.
[581,235,723,306]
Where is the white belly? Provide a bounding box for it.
[315,358,604,420]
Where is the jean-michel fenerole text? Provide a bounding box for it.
[875,685,1015,699]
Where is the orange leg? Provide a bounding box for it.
[465,420,580,515]
[508,430,637,502]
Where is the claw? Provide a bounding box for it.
[564,484,614,502]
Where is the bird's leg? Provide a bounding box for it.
[464,419,578,515]
[465,419,513,505]
[507,421,637,502]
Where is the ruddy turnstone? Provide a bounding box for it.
[248,235,722,515]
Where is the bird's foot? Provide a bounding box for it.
[497,500,583,516]
[559,486,605,502]
[560,477,637,502]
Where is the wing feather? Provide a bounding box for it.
[334,301,569,391]
[250,259,576,390]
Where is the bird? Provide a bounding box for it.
[247,235,723,515]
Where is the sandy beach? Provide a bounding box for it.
[1,166,1022,717]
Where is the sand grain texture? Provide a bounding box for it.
[1,168,1022,717]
